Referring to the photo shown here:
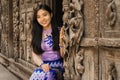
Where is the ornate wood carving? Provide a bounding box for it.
[0,0,120,80]
[100,0,120,38]
[99,47,120,80]
[106,0,117,27]
[0,0,9,57]
[108,62,117,80]
[74,49,84,80]
[26,0,32,3]
[0,0,2,32]
[26,13,33,62]
[62,0,84,79]
[13,0,19,60]
[20,0,24,5]
[19,18,26,60]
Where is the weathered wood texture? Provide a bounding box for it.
[0,0,120,80]
[99,0,120,80]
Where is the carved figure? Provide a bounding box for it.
[0,21,2,32]
[69,0,84,52]
[26,15,32,61]
[19,18,26,60]
[62,0,70,54]
[108,62,117,80]
[75,49,84,76]
[75,49,84,80]
[20,0,24,4]
[13,0,19,60]
[106,0,117,27]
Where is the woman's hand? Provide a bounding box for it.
[41,63,50,72]
[60,26,64,44]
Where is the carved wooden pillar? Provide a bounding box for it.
[25,0,33,62]
[26,14,32,62]
[8,0,13,58]
[13,0,19,60]
[19,18,26,60]
[0,0,10,57]
[62,0,84,79]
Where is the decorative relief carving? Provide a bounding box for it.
[26,0,32,3]
[0,1,119,80]
[13,0,19,60]
[0,0,9,57]
[0,1,2,32]
[74,49,84,80]
[19,18,26,60]
[35,0,41,3]
[26,13,33,62]
[106,0,117,27]
[4,15,9,57]
[20,0,24,5]
[62,0,70,56]
[108,62,117,80]
[62,0,84,79]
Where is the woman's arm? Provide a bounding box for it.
[32,51,50,72]
[32,51,43,66]
[59,27,65,57]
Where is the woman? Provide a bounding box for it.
[29,4,64,80]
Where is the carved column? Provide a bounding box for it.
[8,0,13,58]
[26,13,32,62]
[13,0,19,60]
[23,0,34,61]
[19,18,26,60]
[62,0,84,79]
[0,0,9,57]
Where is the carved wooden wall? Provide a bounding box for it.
[99,0,120,80]
[0,0,120,80]
[62,0,98,80]
[0,0,11,57]
[62,0,120,80]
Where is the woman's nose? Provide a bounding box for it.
[41,17,45,22]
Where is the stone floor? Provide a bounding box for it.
[0,64,20,80]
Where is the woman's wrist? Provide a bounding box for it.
[40,63,44,68]
[59,44,63,48]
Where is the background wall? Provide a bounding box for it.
[0,0,120,80]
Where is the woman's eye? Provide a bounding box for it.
[43,13,47,16]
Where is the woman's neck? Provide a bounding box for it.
[43,24,52,31]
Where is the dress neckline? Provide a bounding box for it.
[43,28,52,34]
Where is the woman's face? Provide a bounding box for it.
[37,9,52,29]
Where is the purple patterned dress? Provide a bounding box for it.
[29,29,64,80]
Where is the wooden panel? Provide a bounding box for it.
[99,0,120,38]
[82,47,98,80]
[84,0,99,38]
[99,47,120,80]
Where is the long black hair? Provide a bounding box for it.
[31,4,60,55]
